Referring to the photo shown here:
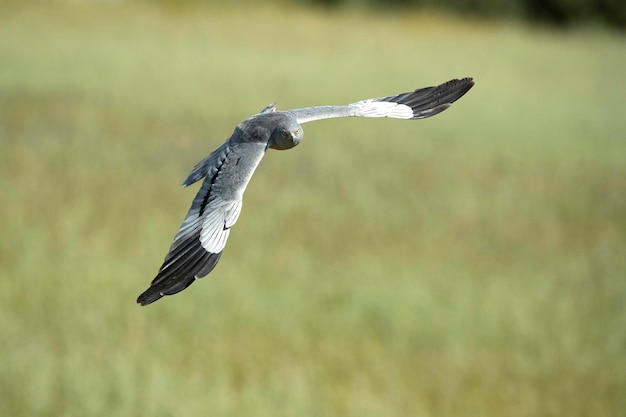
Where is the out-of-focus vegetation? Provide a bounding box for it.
[297,0,626,27]
[150,0,626,27]
[1,1,625,417]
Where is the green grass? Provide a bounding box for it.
[1,1,625,416]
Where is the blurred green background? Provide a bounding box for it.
[1,1,625,416]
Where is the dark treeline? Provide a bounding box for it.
[294,0,626,28]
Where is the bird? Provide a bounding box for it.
[137,77,475,306]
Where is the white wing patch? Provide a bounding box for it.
[351,99,414,119]
[199,198,243,253]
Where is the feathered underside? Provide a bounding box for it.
[136,229,223,306]
[136,140,266,306]
[289,77,474,124]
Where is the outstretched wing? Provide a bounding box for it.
[137,139,267,306]
[288,78,474,124]
[137,79,474,306]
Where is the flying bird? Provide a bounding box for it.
[137,77,474,305]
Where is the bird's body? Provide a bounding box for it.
[137,78,474,305]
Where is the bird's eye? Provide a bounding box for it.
[294,129,301,135]
[281,130,289,138]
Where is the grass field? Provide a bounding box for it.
[1,1,625,416]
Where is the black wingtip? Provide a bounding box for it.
[441,77,474,105]
[382,77,475,120]
[137,250,223,307]
[137,288,163,306]
[409,77,474,119]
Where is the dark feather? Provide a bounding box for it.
[136,225,223,305]
[381,77,474,119]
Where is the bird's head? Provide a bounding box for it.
[268,118,304,151]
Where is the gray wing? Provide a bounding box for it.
[137,139,267,306]
[288,78,474,124]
